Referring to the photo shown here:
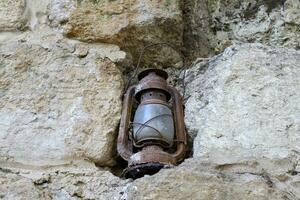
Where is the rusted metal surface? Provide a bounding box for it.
[117,68,187,179]
[135,70,171,102]
[128,146,176,166]
[140,89,167,105]
[124,145,176,179]
[168,86,187,161]
[117,86,135,160]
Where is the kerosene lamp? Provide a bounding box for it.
[117,68,187,179]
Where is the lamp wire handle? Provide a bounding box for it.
[123,42,187,99]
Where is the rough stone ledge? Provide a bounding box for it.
[0,159,293,200]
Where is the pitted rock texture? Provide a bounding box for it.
[0,160,288,200]
[0,168,129,200]
[0,0,300,199]
[183,0,300,60]
[0,0,28,31]
[0,27,125,167]
[64,0,183,68]
[48,0,77,26]
[0,171,41,199]
[185,43,300,198]
[126,160,287,200]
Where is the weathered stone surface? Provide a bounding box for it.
[0,171,41,199]
[26,0,50,29]
[125,160,285,200]
[1,0,300,199]
[183,0,300,60]
[0,160,288,200]
[185,43,300,198]
[0,168,129,200]
[64,0,183,67]
[48,0,77,27]
[0,27,125,168]
[1,34,299,200]
[45,170,128,199]
[182,0,215,60]
[0,0,28,31]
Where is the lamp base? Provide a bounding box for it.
[123,162,173,179]
[123,145,176,179]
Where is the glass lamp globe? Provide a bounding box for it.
[133,103,174,147]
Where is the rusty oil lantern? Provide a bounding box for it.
[117,68,187,179]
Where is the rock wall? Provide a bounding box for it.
[183,0,300,60]
[0,28,125,167]
[185,43,300,199]
[0,0,299,200]
[64,0,183,68]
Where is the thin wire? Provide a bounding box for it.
[181,64,187,99]
[129,122,164,139]
[130,113,173,140]
[123,42,187,99]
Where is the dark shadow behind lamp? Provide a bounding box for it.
[117,44,187,179]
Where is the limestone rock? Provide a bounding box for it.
[26,0,51,29]
[0,27,125,168]
[183,0,300,60]
[126,160,285,200]
[0,171,41,199]
[185,43,300,198]
[0,0,28,31]
[0,168,128,200]
[1,0,300,199]
[45,170,128,199]
[48,0,77,27]
[0,160,288,200]
[64,0,183,67]
[182,0,215,60]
